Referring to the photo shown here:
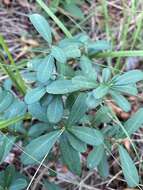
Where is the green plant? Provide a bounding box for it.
[1,12,143,189]
[21,13,143,188]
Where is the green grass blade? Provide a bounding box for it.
[0,114,30,130]
[114,0,137,72]
[0,59,26,94]
[0,34,26,95]
[131,12,143,49]
[91,50,143,58]
[102,0,112,67]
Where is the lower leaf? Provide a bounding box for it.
[60,134,81,176]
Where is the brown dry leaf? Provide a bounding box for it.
[57,164,77,181]
[107,101,130,120]
[61,165,68,173]
[15,46,29,61]
[21,36,39,47]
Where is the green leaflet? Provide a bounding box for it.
[22,72,36,83]
[67,93,87,126]
[0,136,15,164]
[69,126,104,146]
[66,132,87,153]
[4,165,15,188]
[64,3,84,19]
[66,93,77,110]
[93,85,109,99]
[63,45,81,59]
[9,178,27,190]
[86,92,102,109]
[51,46,67,63]
[47,96,63,123]
[87,145,104,169]
[28,102,48,122]
[28,123,51,138]
[21,130,62,165]
[3,79,12,91]
[94,106,112,126]
[27,58,43,71]
[72,76,97,89]
[37,55,55,83]
[5,100,26,119]
[25,86,46,104]
[114,70,143,85]
[60,134,81,175]
[57,62,74,77]
[102,68,111,82]
[29,14,52,44]
[124,108,143,136]
[0,91,14,113]
[110,91,131,112]
[40,94,53,107]
[0,165,27,190]
[118,145,139,187]
[87,40,111,55]
[97,151,109,178]
[44,181,62,190]
[46,80,80,94]
[73,33,89,44]
[58,37,80,48]
[80,55,97,81]
[111,84,138,96]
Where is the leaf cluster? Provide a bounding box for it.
[1,13,143,189]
